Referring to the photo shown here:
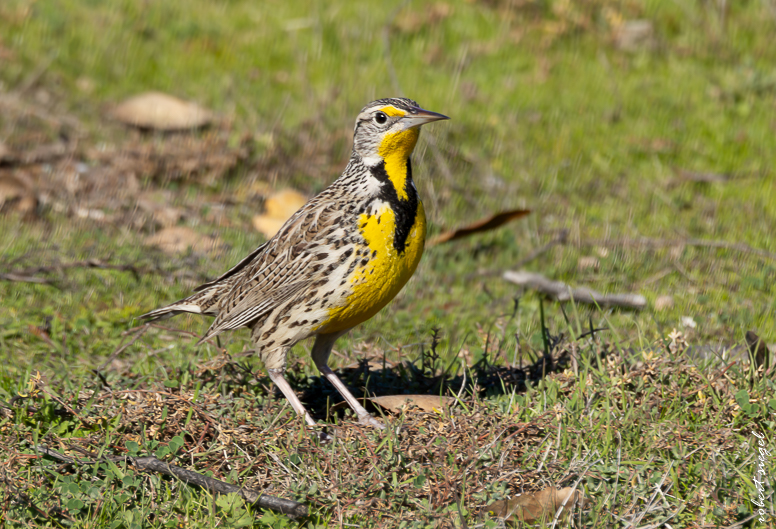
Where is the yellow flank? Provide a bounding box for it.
[318,201,426,333]
[377,128,419,201]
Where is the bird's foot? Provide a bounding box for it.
[358,414,386,430]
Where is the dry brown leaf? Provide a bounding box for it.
[483,487,590,524]
[369,395,455,413]
[0,171,37,214]
[264,189,307,219]
[252,189,307,238]
[112,92,213,131]
[427,209,530,246]
[144,226,219,255]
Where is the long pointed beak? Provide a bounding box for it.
[401,106,450,130]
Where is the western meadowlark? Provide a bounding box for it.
[141,98,448,431]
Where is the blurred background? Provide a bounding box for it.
[1,0,775,364]
[2,2,776,526]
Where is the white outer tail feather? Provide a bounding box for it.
[140,302,203,322]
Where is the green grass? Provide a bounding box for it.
[1,0,775,526]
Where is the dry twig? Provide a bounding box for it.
[0,273,53,285]
[0,258,148,287]
[97,325,150,371]
[34,445,307,517]
[502,270,646,310]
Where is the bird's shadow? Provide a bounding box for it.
[196,324,602,424]
[288,346,571,422]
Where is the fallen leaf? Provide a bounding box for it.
[264,189,307,219]
[483,487,590,524]
[252,189,308,238]
[369,395,455,413]
[0,171,37,214]
[144,226,219,255]
[427,209,530,246]
[112,92,214,131]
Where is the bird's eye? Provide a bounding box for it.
[374,112,388,124]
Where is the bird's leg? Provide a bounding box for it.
[267,367,318,427]
[311,332,386,430]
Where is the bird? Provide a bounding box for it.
[141,97,449,431]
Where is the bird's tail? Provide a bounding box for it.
[139,288,220,322]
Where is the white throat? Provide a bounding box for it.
[360,154,382,168]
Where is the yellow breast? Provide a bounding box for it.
[317,200,426,333]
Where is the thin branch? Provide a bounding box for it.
[34,445,307,517]
[549,457,600,528]
[11,258,142,279]
[503,270,647,310]
[630,461,673,527]
[513,230,569,269]
[95,389,220,426]
[0,273,53,285]
[722,513,758,529]
[145,323,224,351]
[97,325,150,371]
[0,258,147,287]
